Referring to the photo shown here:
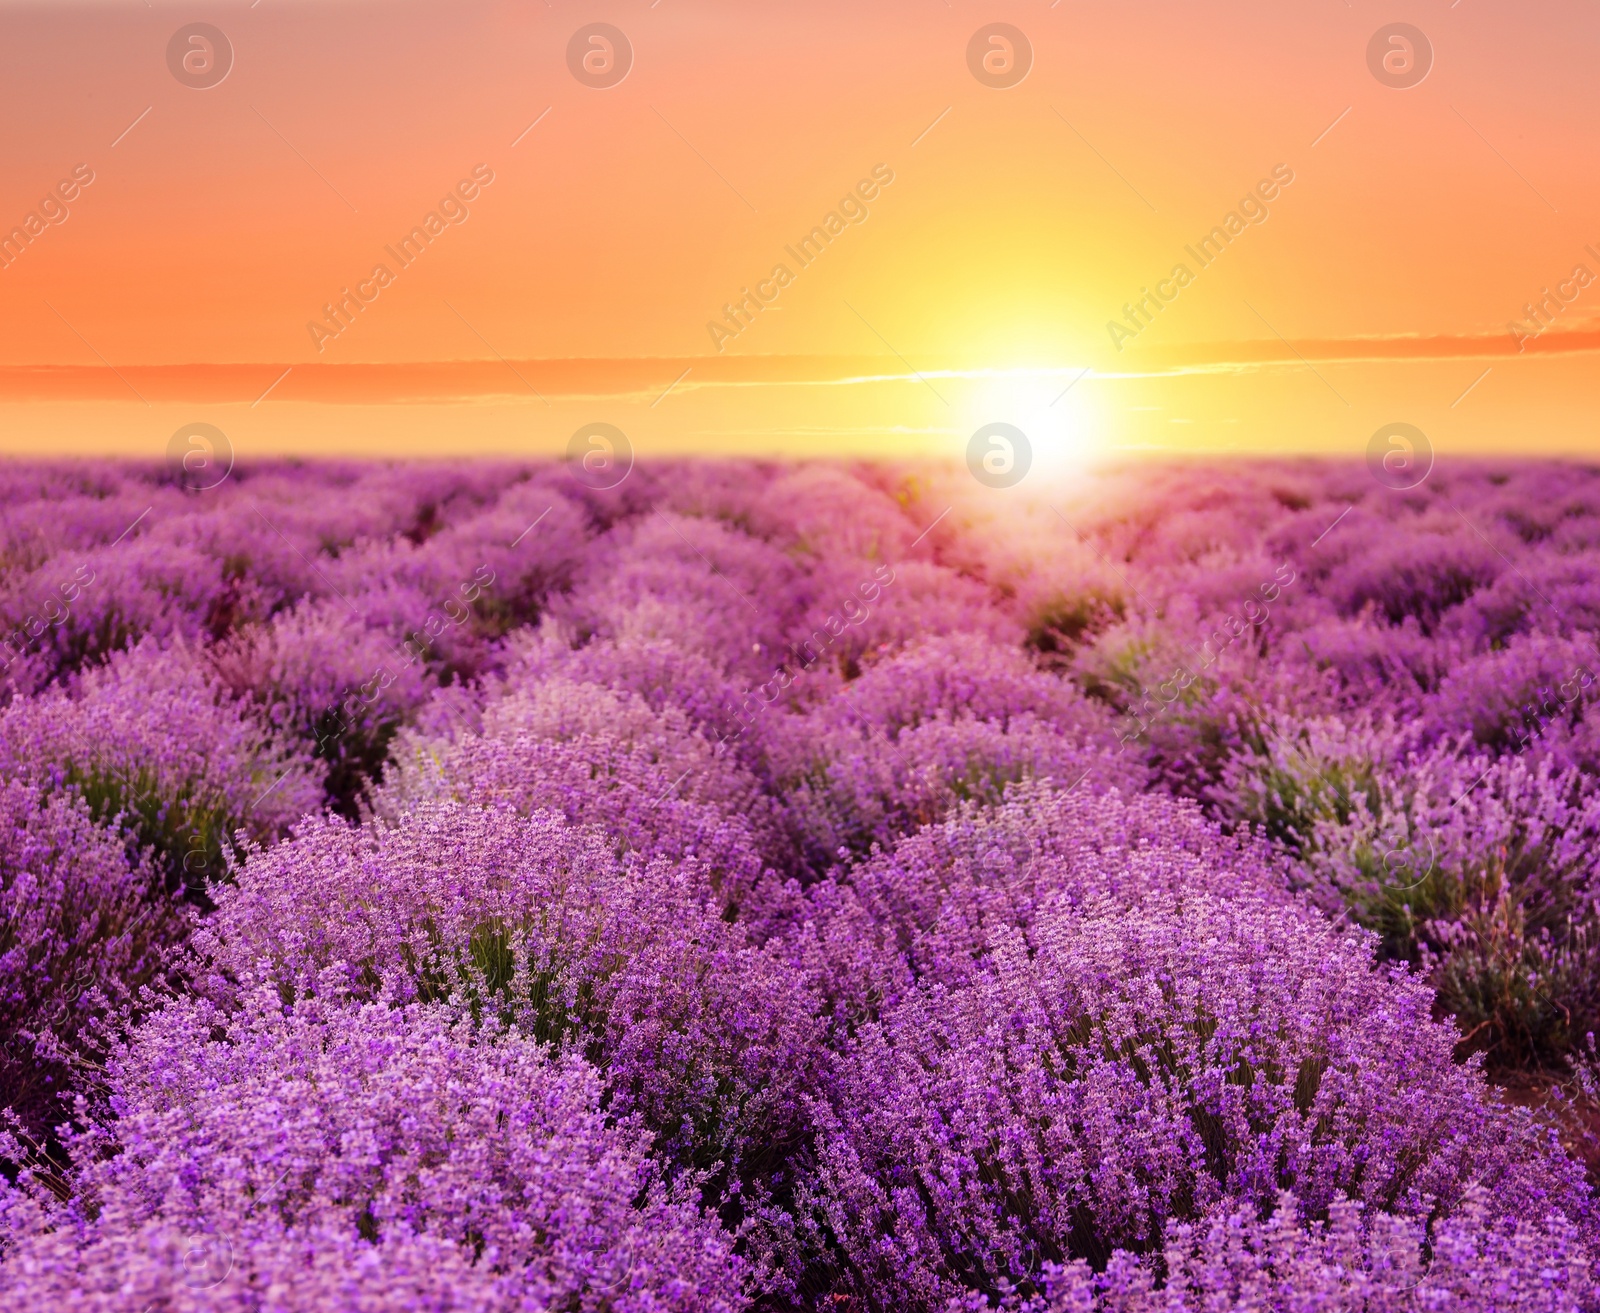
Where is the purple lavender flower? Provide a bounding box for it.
[1223,714,1600,1065]
[376,676,785,904]
[799,873,1595,1305]
[211,599,434,815]
[198,801,822,1218]
[771,637,1143,873]
[0,638,320,890]
[1,457,1598,1308]
[0,780,185,1136]
[0,987,744,1309]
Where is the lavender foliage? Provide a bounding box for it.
[1,458,1598,1310]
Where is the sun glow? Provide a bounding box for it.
[957,370,1104,486]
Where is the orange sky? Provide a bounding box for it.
[2,0,1598,462]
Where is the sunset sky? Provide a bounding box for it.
[2,0,1598,464]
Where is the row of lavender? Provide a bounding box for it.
[0,458,1597,1309]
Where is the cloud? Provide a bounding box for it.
[2,322,1597,407]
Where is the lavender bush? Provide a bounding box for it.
[198,801,822,1238]
[0,988,743,1309]
[0,780,184,1137]
[798,880,1593,1305]
[0,639,319,891]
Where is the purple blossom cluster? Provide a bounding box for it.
[0,989,742,1310]
[0,639,320,889]
[2,458,1599,1309]
[0,780,184,1137]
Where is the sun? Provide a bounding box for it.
[957,369,1102,486]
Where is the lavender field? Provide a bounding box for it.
[4,457,1600,1310]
